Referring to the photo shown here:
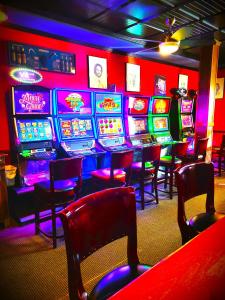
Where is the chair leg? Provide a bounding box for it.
[164,167,168,189]
[154,178,159,204]
[34,210,40,235]
[169,169,173,199]
[140,179,145,210]
[52,206,57,249]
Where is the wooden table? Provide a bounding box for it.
[110,216,225,300]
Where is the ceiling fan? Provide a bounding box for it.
[131,17,192,56]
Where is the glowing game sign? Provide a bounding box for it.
[95,93,122,114]
[13,88,50,114]
[97,117,123,136]
[128,97,149,115]
[152,116,169,132]
[10,68,43,84]
[181,99,193,114]
[56,90,92,114]
[152,98,170,114]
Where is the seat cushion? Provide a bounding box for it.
[35,179,76,193]
[90,264,150,300]
[160,155,182,165]
[189,212,225,232]
[131,162,155,177]
[91,168,126,183]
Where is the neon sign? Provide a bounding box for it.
[19,92,46,112]
[10,68,43,83]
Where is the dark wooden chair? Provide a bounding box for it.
[34,156,83,248]
[175,162,224,244]
[159,141,189,199]
[212,134,225,176]
[185,137,208,163]
[131,144,161,210]
[59,186,151,300]
[91,150,134,190]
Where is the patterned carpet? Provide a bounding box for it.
[1,176,225,300]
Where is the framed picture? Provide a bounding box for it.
[126,63,140,92]
[178,74,188,90]
[154,75,166,95]
[88,56,107,89]
[215,78,224,99]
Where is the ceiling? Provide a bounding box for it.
[1,0,225,70]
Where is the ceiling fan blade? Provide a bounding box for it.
[180,39,214,49]
[134,45,159,54]
[171,26,192,41]
[130,37,161,43]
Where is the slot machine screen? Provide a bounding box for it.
[59,117,94,140]
[16,119,53,142]
[128,117,148,135]
[128,97,149,115]
[181,98,194,113]
[13,88,50,114]
[97,117,124,137]
[181,115,193,128]
[95,93,122,114]
[152,116,169,132]
[56,90,92,114]
[152,98,170,114]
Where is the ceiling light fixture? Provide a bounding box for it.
[159,40,180,56]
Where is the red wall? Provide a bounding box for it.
[0,25,199,153]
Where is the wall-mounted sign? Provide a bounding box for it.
[10,67,43,84]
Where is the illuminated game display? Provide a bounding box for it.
[128,117,148,135]
[152,116,169,132]
[181,114,193,129]
[152,98,170,114]
[16,119,53,142]
[97,117,123,137]
[181,99,193,114]
[59,117,94,139]
[55,89,92,114]
[128,96,149,115]
[13,87,51,114]
[95,93,122,114]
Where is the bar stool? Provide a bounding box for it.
[131,144,161,210]
[185,137,208,163]
[34,156,83,248]
[91,150,134,190]
[212,134,225,176]
[159,141,188,199]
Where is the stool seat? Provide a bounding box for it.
[91,168,126,183]
[189,212,225,232]
[36,179,77,193]
[131,162,155,177]
[90,264,150,300]
[160,155,182,165]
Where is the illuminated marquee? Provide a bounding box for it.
[10,67,43,83]
[19,92,46,112]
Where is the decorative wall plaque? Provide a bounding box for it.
[8,42,76,74]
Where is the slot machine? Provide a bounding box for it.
[11,85,57,187]
[94,92,130,152]
[148,96,173,145]
[53,89,105,177]
[170,88,196,151]
[125,95,152,148]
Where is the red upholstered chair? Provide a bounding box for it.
[185,137,208,163]
[34,156,83,248]
[91,150,134,190]
[59,186,150,300]
[159,141,189,199]
[175,162,224,244]
[212,134,225,176]
[131,144,161,210]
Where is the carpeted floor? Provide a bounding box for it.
[0,175,225,300]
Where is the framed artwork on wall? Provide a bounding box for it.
[215,78,224,99]
[88,56,108,89]
[154,75,166,95]
[126,63,140,92]
[178,74,188,90]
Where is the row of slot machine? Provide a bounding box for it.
[10,85,195,187]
